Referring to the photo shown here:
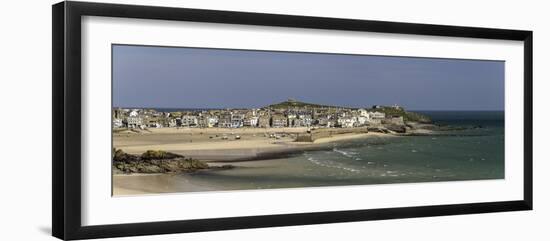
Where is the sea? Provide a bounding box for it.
[176,111,505,191]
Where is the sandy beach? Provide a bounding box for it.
[113,127,391,161]
[113,173,216,195]
[113,128,390,195]
[112,127,396,195]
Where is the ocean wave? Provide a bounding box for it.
[306,156,361,173]
[333,148,358,158]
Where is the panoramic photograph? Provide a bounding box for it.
[111,44,504,196]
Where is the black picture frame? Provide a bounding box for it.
[52,1,533,240]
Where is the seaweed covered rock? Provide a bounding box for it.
[113,148,138,162]
[112,149,210,174]
[141,150,183,160]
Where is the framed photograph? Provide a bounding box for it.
[52,1,533,240]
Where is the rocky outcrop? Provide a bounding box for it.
[113,149,220,174]
[385,124,407,133]
[406,121,438,130]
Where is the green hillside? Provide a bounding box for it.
[264,99,432,123]
[370,107,432,123]
[264,99,341,109]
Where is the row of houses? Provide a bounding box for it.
[112,106,398,129]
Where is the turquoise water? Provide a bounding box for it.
[180,111,504,191]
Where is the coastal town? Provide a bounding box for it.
[113,99,420,132]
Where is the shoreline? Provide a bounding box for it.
[115,130,394,162]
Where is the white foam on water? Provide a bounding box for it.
[332,148,358,158]
[305,155,361,173]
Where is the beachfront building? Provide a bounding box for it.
[286,112,296,127]
[198,115,218,128]
[168,118,177,127]
[292,118,304,127]
[126,116,143,128]
[231,114,245,128]
[358,108,367,117]
[271,114,287,128]
[243,116,259,127]
[317,116,334,127]
[357,116,369,125]
[369,111,386,120]
[301,115,314,127]
[291,114,313,127]
[218,113,232,128]
[206,116,218,127]
[113,118,123,128]
[181,115,198,127]
[338,116,357,128]
[292,118,309,127]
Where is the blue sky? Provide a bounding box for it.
[113,45,504,110]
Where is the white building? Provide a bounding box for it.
[369,111,386,119]
[391,104,402,110]
[317,117,333,127]
[358,109,369,117]
[168,119,177,127]
[299,114,314,127]
[126,116,142,128]
[129,110,139,117]
[357,116,369,125]
[205,116,218,127]
[231,114,244,128]
[181,115,198,127]
[338,117,357,128]
[243,116,259,127]
[271,115,287,128]
[112,118,123,128]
